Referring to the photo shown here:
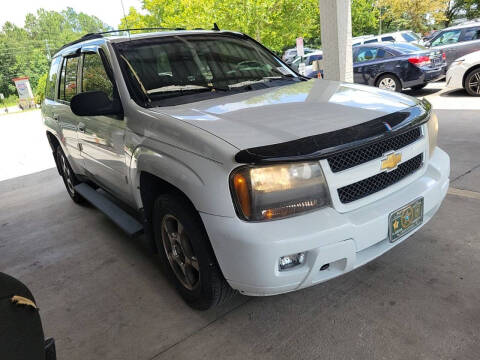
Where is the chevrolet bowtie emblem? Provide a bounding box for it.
[381,152,402,171]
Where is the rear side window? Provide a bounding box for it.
[364,38,378,44]
[463,27,480,41]
[382,36,395,42]
[82,53,114,99]
[58,56,80,102]
[45,56,61,100]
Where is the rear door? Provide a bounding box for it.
[76,47,130,202]
[353,47,394,85]
[458,26,480,59]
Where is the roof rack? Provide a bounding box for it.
[57,24,221,53]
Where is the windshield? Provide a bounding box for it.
[402,32,418,42]
[115,34,297,106]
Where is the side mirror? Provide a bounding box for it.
[70,91,122,117]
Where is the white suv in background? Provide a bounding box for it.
[446,50,480,96]
[353,31,420,46]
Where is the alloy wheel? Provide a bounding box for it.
[161,214,200,290]
[467,72,480,95]
[378,77,397,91]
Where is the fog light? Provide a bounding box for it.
[279,252,305,271]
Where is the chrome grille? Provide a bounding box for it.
[327,127,422,173]
[337,154,423,204]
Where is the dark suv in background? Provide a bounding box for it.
[423,20,480,68]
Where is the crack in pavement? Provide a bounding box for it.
[451,163,480,184]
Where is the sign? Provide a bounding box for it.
[296,37,304,57]
[12,77,35,109]
[12,77,34,100]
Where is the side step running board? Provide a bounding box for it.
[74,183,144,237]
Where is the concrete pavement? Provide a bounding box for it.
[0,109,479,359]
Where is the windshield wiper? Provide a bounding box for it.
[228,75,296,89]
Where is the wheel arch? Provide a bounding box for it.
[374,72,403,88]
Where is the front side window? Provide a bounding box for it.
[364,38,378,44]
[45,56,61,100]
[115,34,297,107]
[431,30,462,46]
[82,52,114,99]
[382,36,395,42]
[59,56,80,102]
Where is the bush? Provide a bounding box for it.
[1,94,19,107]
[35,73,48,104]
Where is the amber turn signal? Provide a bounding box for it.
[233,173,251,218]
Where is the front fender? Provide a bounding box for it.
[129,146,235,217]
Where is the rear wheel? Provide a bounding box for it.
[376,74,401,92]
[465,68,480,96]
[56,146,84,204]
[153,194,235,310]
[410,84,427,91]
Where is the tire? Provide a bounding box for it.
[464,68,480,96]
[410,84,427,91]
[376,74,402,92]
[153,194,235,310]
[56,146,85,204]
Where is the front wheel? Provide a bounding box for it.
[376,74,401,92]
[153,194,235,310]
[465,69,480,96]
[56,146,84,204]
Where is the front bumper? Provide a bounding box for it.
[202,148,450,296]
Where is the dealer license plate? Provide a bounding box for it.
[389,198,424,243]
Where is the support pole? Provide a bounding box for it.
[318,0,353,82]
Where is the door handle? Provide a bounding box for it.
[78,123,86,133]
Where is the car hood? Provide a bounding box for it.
[150,79,420,150]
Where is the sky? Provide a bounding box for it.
[0,0,144,29]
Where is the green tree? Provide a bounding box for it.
[120,0,321,52]
[379,0,450,33]
[444,0,480,26]
[351,0,380,36]
[0,8,110,98]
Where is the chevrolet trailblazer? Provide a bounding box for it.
[42,29,450,309]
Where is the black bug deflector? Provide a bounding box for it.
[234,100,431,165]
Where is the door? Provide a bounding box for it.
[353,47,393,85]
[430,29,463,66]
[56,54,84,174]
[76,49,130,202]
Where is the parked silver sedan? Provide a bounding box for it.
[446,50,480,96]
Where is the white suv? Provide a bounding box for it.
[42,29,450,309]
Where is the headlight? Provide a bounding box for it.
[230,162,330,221]
[427,112,438,157]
